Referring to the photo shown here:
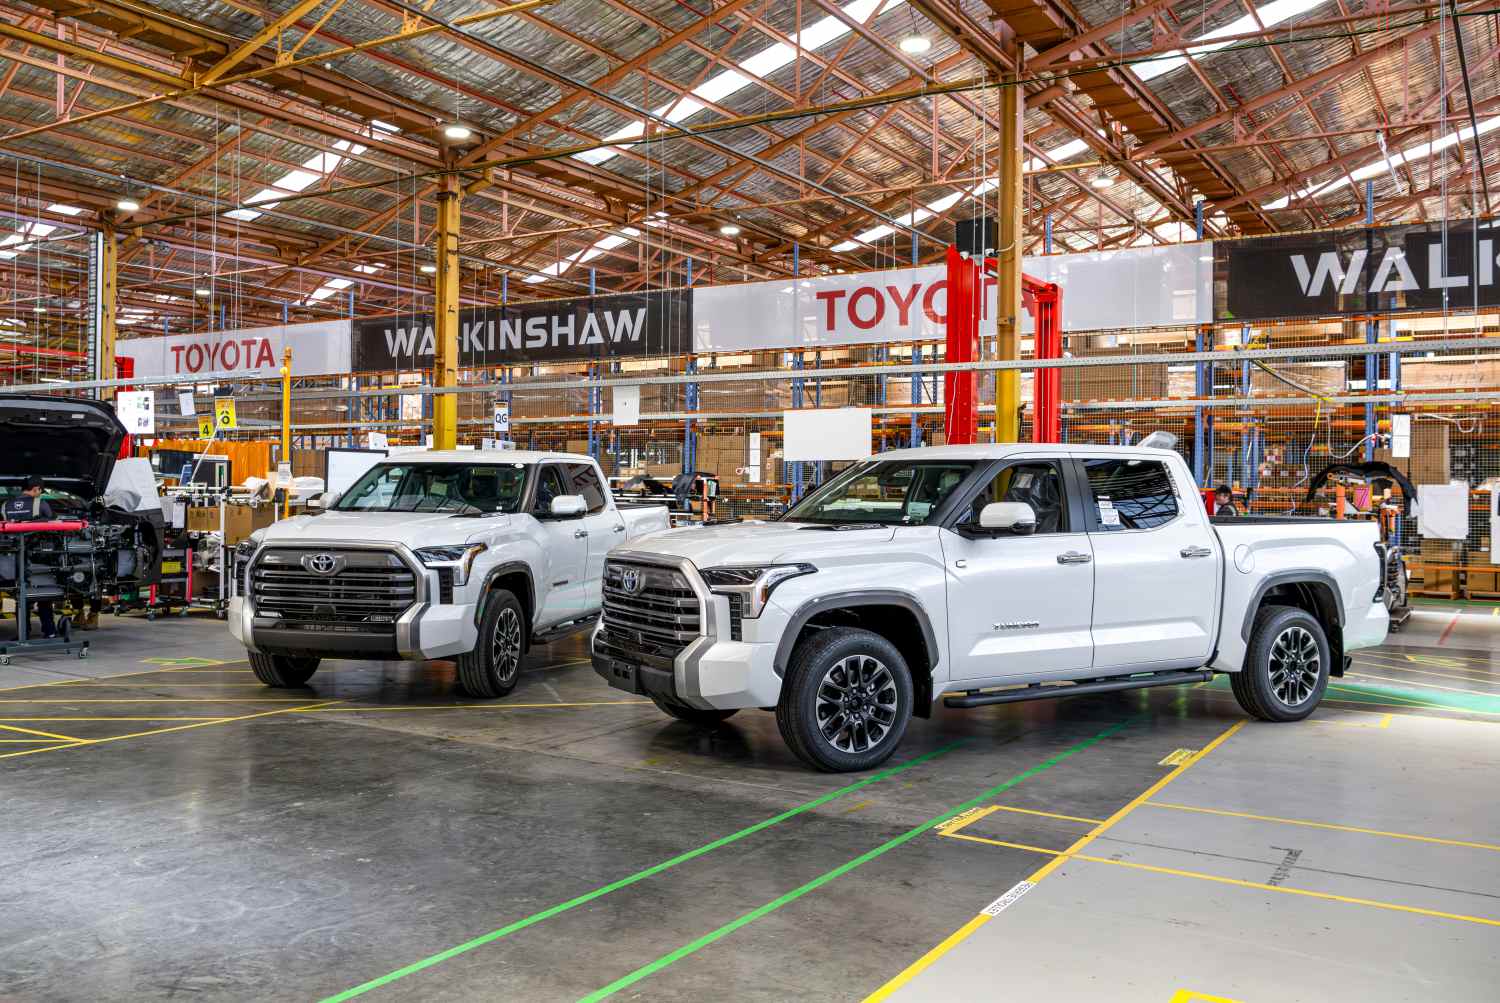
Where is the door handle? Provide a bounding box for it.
[574,529,589,539]
[1056,551,1092,565]
[612,523,626,533]
[1180,546,1213,559]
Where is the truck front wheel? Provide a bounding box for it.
[1232,606,1330,722]
[249,652,319,687]
[777,627,913,772]
[457,589,525,698]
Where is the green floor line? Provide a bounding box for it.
[319,740,963,1002]
[577,719,1132,1003]
[1331,679,1500,715]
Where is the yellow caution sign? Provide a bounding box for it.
[214,398,238,431]
[197,414,215,439]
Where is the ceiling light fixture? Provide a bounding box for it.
[443,123,473,141]
[420,264,437,274]
[720,224,741,236]
[32,305,45,313]
[195,287,212,297]
[1091,173,1115,189]
[899,35,931,54]
[116,197,140,213]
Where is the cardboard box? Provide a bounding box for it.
[185,506,219,533]
[222,504,277,546]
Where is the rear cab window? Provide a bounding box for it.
[1082,458,1179,531]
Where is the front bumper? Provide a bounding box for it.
[230,594,479,660]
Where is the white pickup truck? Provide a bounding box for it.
[229,451,669,695]
[593,443,1396,771]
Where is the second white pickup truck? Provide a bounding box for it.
[593,443,1396,771]
[229,451,669,695]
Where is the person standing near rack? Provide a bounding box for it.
[4,475,57,638]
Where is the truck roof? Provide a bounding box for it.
[375,449,594,465]
[873,442,1180,461]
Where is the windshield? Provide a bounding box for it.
[334,462,528,514]
[782,460,976,526]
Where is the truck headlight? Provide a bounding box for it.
[415,543,487,586]
[700,563,816,618]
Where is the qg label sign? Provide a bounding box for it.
[1218,219,1500,320]
[352,288,691,370]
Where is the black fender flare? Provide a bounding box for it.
[773,589,941,678]
[474,561,536,629]
[1240,570,1344,641]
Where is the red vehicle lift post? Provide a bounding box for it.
[943,246,1063,445]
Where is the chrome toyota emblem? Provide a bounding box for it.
[620,568,642,594]
[301,552,343,575]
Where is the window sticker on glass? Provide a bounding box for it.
[1097,496,1121,526]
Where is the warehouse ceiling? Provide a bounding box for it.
[0,0,1497,337]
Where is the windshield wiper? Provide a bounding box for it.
[798,522,885,531]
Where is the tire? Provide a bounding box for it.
[249,651,319,687]
[651,697,738,726]
[456,588,526,698]
[776,626,914,772]
[1231,605,1330,722]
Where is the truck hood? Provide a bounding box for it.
[625,520,895,568]
[0,396,125,499]
[258,509,510,547]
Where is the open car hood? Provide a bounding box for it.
[0,396,125,500]
[1304,461,1417,516]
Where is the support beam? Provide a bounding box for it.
[197,0,329,84]
[995,46,1023,445]
[92,226,118,401]
[432,181,462,451]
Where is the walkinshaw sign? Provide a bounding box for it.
[351,287,692,369]
[1217,218,1500,321]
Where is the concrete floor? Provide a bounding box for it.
[2,604,1498,1001]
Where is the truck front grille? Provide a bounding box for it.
[251,548,417,633]
[597,560,701,669]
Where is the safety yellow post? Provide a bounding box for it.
[994,45,1024,444]
[97,225,117,401]
[432,178,461,451]
[281,346,292,519]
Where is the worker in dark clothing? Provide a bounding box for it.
[4,476,57,637]
[1213,483,1239,517]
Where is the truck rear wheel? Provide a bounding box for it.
[457,588,525,698]
[1232,606,1330,722]
[776,626,913,772]
[651,697,738,726]
[249,652,319,687]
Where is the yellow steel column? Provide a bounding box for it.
[432,180,461,450]
[97,225,117,401]
[281,346,293,519]
[994,51,1024,444]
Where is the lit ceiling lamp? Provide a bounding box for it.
[195,287,212,297]
[443,123,473,142]
[899,35,931,54]
[32,305,46,313]
[116,196,141,213]
[720,224,741,236]
[420,264,437,274]
[1091,171,1115,189]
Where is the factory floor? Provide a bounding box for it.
[2,604,1498,1001]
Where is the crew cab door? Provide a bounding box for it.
[529,463,589,627]
[939,459,1095,680]
[561,461,622,604]
[1075,455,1219,669]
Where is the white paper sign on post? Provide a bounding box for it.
[401,394,423,422]
[1391,413,1411,458]
[365,431,388,449]
[612,385,640,426]
[178,391,195,416]
[493,402,511,434]
[116,390,156,435]
[783,408,872,461]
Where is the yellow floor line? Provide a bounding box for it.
[1313,712,1393,729]
[0,721,85,742]
[1353,654,1498,682]
[1347,671,1500,698]
[0,738,65,743]
[295,700,653,713]
[0,661,251,692]
[974,804,1104,826]
[1144,801,1500,853]
[0,716,228,721]
[0,698,323,704]
[864,721,1245,1002]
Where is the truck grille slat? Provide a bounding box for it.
[599,560,703,665]
[251,549,418,630]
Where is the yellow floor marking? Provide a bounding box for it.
[865,721,1245,1002]
[0,716,228,722]
[1324,688,1500,718]
[1170,990,1242,1003]
[1355,651,1498,678]
[0,738,65,743]
[141,656,228,666]
[981,804,1105,826]
[1145,801,1500,853]
[1356,661,1500,685]
[0,699,344,762]
[49,683,296,688]
[1348,671,1500,698]
[935,805,1001,836]
[0,698,321,704]
[0,721,84,742]
[1313,712,1393,729]
[294,700,653,713]
[943,832,1061,855]
[1158,748,1198,766]
[0,661,253,694]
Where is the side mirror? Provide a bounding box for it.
[978,501,1037,535]
[309,491,340,512]
[550,494,587,518]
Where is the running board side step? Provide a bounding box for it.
[943,669,1216,708]
[531,615,599,647]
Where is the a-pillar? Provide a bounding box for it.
[91,225,118,400]
[994,35,1024,444]
[432,179,462,450]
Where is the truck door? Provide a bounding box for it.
[563,461,621,601]
[939,459,1095,680]
[1075,456,1219,669]
[529,464,589,627]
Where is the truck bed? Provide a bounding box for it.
[1210,514,1342,526]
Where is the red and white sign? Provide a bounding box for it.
[117,320,351,380]
[692,244,1210,353]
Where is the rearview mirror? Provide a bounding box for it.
[978,501,1037,535]
[310,491,340,512]
[550,494,586,517]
